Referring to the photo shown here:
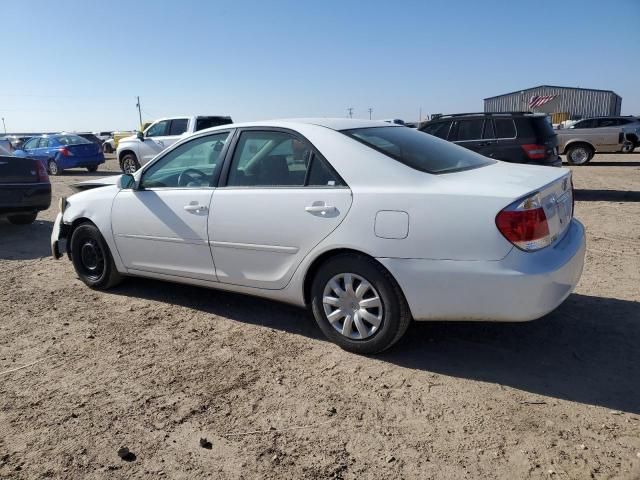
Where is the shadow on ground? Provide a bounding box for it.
[111,278,640,413]
[582,161,640,167]
[574,189,640,202]
[0,219,53,260]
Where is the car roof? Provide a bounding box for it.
[198,118,397,134]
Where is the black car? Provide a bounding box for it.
[420,112,561,167]
[75,132,103,145]
[0,152,51,224]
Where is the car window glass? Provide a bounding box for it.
[482,119,495,139]
[452,119,483,141]
[56,135,91,146]
[494,119,516,138]
[169,118,189,136]
[422,122,451,140]
[307,154,342,187]
[140,132,229,188]
[146,120,169,137]
[195,117,233,131]
[598,119,616,128]
[24,138,39,149]
[227,131,313,187]
[574,119,593,129]
[38,138,50,148]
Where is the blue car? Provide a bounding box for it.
[14,134,105,175]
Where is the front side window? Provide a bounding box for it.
[573,119,594,129]
[494,119,517,138]
[169,118,189,136]
[482,119,495,139]
[146,120,170,137]
[23,138,40,150]
[227,131,313,187]
[343,126,493,174]
[140,132,230,188]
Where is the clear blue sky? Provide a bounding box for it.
[1,0,638,132]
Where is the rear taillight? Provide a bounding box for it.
[521,144,546,160]
[35,161,49,182]
[496,193,551,251]
[59,147,72,157]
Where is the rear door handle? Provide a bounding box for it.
[305,203,336,215]
[184,204,208,213]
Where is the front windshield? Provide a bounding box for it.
[342,126,493,174]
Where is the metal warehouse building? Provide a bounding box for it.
[484,85,622,123]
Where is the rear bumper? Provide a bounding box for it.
[378,219,586,322]
[58,154,105,169]
[536,156,562,167]
[0,183,51,215]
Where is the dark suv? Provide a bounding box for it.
[420,112,561,167]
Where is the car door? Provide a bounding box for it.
[162,118,190,149]
[139,119,172,164]
[111,131,232,280]
[209,128,352,290]
[18,137,42,161]
[449,118,489,155]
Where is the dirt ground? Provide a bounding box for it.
[1,153,639,480]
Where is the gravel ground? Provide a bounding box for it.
[1,153,639,479]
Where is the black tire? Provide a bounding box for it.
[7,212,37,225]
[87,165,98,173]
[121,153,140,174]
[566,144,594,165]
[310,254,411,354]
[48,159,61,175]
[70,223,123,289]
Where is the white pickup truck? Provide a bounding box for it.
[117,115,232,173]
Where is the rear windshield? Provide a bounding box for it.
[56,135,92,146]
[531,116,556,137]
[195,116,233,132]
[342,126,493,174]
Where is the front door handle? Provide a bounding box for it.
[184,204,208,213]
[305,203,336,215]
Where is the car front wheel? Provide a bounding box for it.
[121,154,140,174]
[310,254,411,354]
[70,223,123,289]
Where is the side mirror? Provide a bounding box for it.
[136,131,144,141]
[118,173,136,189]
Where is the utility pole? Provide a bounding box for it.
[368,108,372,120]
[135,96,143,129]
[347,107,353,119]
[1,117,5,134]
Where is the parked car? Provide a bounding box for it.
[1,149,51,224]
[71,132,103,146]
[93,131,113,142]
[51,119,585,354]
[14,134,105,175]
[556,118,640,165]
[420,112,562,167]
[0,138,13,153]
[116,115,233,173]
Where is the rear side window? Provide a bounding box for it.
[530,117,556,138]
[421,121,451,139]
[451,119,483,141]
[343,126,493,174]
[38,138,50,148]
[169,119,189,135]
[482,120,495,139]
[495,119,516,139]
[196,117,233,131]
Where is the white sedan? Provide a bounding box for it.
[51,119,585,354]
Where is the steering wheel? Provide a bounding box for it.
[177,168,208,187]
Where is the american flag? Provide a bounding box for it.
[528,95,557,109]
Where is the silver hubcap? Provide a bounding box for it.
[123,158,137,173]
[49,161,58,174]
[571,148,588,164]
[322,273,383,340]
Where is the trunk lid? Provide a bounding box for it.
[67,142,100,157]
[0,155,40,184]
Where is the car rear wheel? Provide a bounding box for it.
[70,223,123,289]
[566,144,594,165]
[48,159,61,175]
[310,254,411,354]
[121,154,140,174]
[87,165,98,173]
[7,212,37,225]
